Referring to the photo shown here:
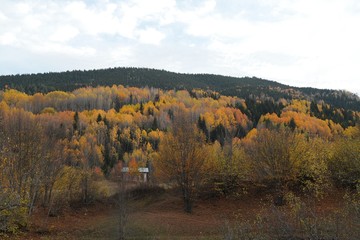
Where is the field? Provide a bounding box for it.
[9,182,350,240]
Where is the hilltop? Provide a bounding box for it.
[0,67,359,112]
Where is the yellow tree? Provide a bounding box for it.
[329,125,360,188]
[245,128,300,205]
[155,111,208,213]
[205,140,250,197]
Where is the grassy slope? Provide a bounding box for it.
[12,185,346,240]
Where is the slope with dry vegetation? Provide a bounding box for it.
[0,84,359,239]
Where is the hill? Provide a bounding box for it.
[1,74,360,239]
[0,67,359,112]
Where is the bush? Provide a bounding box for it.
[222,191,360,239]
[328,137,360,188]
[0,191,28,234]
[129,184,165,199]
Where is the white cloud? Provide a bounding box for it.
[14,2,31,15]
[22,14,42,30]
[137,28,165,45]
[0,11,8,22]
[0,0,359,93]
[49,26,79,43]
[178,0,360,92]
[64,1,122,36]
[31,42,96,56]
[110,46,134,64]
[0,32,17,45]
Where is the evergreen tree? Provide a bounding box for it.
[197,116,209,141]
[96,113,102,123]
[73,111,80,133]
[289,117,297,131]
[152,117,158,130]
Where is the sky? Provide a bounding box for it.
[1,0,359,95]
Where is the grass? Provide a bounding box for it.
[14,183,359,240]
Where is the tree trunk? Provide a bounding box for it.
[273,180,286,206]
[83,175,88,203]
[118,173,127,240]
[43,184,49,207]
[183,186,192,213]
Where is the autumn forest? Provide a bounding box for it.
[0,69,359,239]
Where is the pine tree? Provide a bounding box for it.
[73,111,80,133]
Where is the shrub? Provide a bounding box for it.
[0,191,28,234]
[129,184,165,200]
[328,137,360,188]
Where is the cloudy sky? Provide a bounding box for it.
[1,0,359,94]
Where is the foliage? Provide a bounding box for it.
[204,141,250,198]
[0,82,359,234]
[328,133,360,188]
[222,191,360,240]
[292,137,331,197]
[244,128,299,203]
[244,128,332,204]
[0,191,28,234]
[155,111,208,213]
[1,67,359,113]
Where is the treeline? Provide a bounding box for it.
[0,85,359,233]
[0,68,283,94]
[0,85,358,129]
[1,67,359,112]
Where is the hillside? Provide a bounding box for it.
[1,82,359,239]
[0,67,359,112]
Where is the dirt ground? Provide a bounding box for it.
[9,186,346,240]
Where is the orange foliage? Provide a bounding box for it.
[259,111,333,138]
[128,157,139,175]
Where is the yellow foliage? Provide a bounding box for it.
[343,126,360,138]
[283,99,309,113]
[148,129,162,140]
[245,128,258,140]
[81,109,106,122]
[3,89,29,108]
[45,90,73,101]
[0,100,10,113]
[143,101,156,116]
[118,114,133,127]
[119,104,137,115]
[40,107,57,114]
[282,111,332,138]
[258,110,333,139]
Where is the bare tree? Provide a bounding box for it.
[2,109,45,213]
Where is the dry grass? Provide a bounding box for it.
[9,183,357,240]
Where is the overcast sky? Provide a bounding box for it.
[1,0,359,94]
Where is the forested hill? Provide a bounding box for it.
[0,67,359,111]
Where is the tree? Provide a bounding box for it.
[328,130,360,188]
[0,108,49,232]
[2,109,45,213]
[245,128,299,205]
[288,117,296,131]
[205,140,250,197]
[155,111,208,213]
